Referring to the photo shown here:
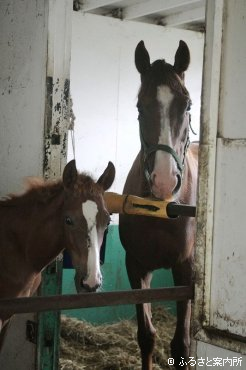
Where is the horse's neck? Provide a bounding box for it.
[1,190,65,273]
[180,146,198,204]
[28,191,65,272]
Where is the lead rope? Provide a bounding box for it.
[68,93,76,160]
[139,123,184,179]
[181,114,193,168]
[189,114,197,136]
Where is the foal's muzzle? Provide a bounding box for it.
[74,271,102,293]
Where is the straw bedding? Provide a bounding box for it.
[59,306,176,370]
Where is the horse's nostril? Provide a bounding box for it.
[173,174,182,195]
[150,172,156,186]
[83,283,100,292]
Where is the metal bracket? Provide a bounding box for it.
[26,320,38,344]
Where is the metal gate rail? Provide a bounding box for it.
[0,286,193,316]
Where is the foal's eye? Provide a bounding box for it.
[65,216,73,226]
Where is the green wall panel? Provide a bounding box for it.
[62,225,175,323]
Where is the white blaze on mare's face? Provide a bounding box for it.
[156,85,174,149]
[151,86,176,199]
[82,200,102,289]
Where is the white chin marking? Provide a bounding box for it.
[82,200,101,289]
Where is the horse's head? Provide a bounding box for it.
[135,40,191,200]
[62,160,115,292]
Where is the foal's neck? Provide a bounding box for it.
[24,187,65,272]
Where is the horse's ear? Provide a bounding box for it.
[173,40,190,78]
[63,160,78,189]
[135,40,151,75]
[97,161,115,191]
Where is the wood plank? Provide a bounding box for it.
[79,0,118,12]
[123,0,203,20]
[0,286,193,316]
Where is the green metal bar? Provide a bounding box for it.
[36,258,63,370]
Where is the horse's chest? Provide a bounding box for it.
[119,215,194,270]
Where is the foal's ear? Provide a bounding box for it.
[135,40,151,75]
[173,40,190,78]
[97,161,115,191]
[63,160,78,189]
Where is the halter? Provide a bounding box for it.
[139,121,190,186]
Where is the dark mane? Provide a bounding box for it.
[0,172,101,207]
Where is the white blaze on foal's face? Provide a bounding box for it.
[82,200,102,290]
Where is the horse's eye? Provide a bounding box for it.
[87,235,91,248]
[65,216,73,226]
[137,103,144,115]
[182,127,188,141]
[187,100,192,112]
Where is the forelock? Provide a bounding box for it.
[73,173,102,199]
[139,59,189,99]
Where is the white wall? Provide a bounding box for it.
[194,0,246,364]
[197,342,245,369]
[0,2,72,369]
[209,0,246,339]
[68,12,204,208]
[0,2,48,368]
[0,0,47,196]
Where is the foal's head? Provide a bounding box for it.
[135,40,191,200]
[62,160,115,292]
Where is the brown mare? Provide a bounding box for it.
[119,40,198,370]
[0,160,115,336]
